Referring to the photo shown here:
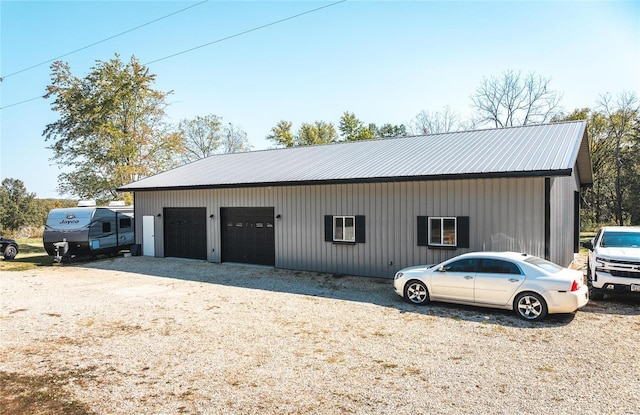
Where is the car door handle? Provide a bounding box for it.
[508,278,520,282]
[464,276,473,280]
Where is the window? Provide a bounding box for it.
[324,215,366,244]
[119,218,132,228]
[524,256,563,273]
[417,216,469,249]
[601,231,640,248]
[102,222,111,233]
[334,216,355,242]
[478,259,522,275]
[444,258,479,272]
[429,217,456,246]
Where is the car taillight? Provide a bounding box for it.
[571,280,579,292]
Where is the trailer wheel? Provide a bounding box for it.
[3,244,18,260]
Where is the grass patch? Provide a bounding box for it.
[0,371,95,415]
[0,240,54,271]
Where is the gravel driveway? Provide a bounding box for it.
[1,256,639,414]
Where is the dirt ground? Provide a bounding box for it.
[1,256,639,414]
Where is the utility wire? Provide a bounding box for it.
[0,0,209,82]
[144,0,346,65]
[0,95,44,110]
[0,0,347,111]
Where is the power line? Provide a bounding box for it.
[0,0,347,111]
[0,95,44,110]
[144,0,347,65]
[0,0,209,82]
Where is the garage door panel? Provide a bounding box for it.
[164,208,207,260]
[221,207,275,266]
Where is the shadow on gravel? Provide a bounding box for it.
[580,295,640,316]
[76,256,635,328]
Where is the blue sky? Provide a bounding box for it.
[1,0,639,199]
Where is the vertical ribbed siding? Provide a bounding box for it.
[133,176,550,278]
[549,174,579,267]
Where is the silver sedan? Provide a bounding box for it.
[393,252,589,321]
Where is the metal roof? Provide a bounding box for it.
[118,120,592,191]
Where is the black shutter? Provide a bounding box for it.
[574,191,580,253]
[355,215,366,243]
[544,178,551,260]
[324,215,333,242]
[417,216,428,246]
[457,216,470,248]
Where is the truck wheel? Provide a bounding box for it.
[586,264,604,300]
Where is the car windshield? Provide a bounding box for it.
[601,231,640,248]
[524,256,563,273]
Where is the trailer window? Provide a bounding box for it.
[119,218,132,228]
[102,222,111,233]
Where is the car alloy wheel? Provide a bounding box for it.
[514,292,547,321]
[404,280,429,305]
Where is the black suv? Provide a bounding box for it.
[0,236,19,260]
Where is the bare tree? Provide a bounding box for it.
[221,123,252,154]
[410,106,460,134]
[177,115,251,163]
[176,114,223,163]
[471,70,563,128]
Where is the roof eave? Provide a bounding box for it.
[117,169,573,192]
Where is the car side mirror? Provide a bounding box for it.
[581,241,594,251]
[438,266,446,272]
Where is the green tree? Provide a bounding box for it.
[559,92,640,227]
[267,120,295,147]
[559,108,612,228]
[625,116,640,225]
[43,54,180,201]
[0,178,36,232]
[267,120,337,147]
[339,112,407,141]
[598,92,640,225]
[375,123,407,138]
[298,121,338,146]
[338,112,375,141]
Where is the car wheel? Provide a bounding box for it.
[514,292,547,321]
[404,280,429,305]
[3,245,18,260]
[586,264,605,300]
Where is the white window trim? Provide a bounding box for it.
[333,215,356,242]
[428,217,457,247]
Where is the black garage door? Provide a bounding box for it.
[221,207,275,266]
[164,207,207,260]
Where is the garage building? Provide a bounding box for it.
[118,120,592,278]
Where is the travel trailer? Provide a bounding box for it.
[43,201,134,262]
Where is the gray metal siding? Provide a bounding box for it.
[549,173,580,267]
[133,176,548,278]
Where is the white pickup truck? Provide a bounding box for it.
[582,226,640,300]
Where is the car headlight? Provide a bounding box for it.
[394,272,403,280]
